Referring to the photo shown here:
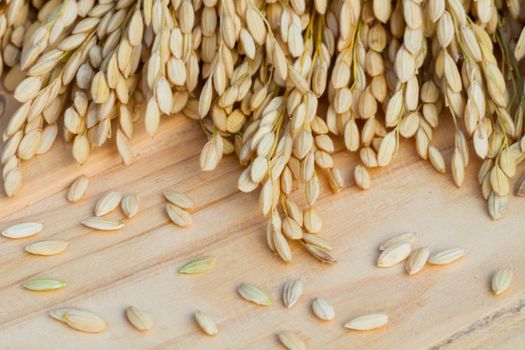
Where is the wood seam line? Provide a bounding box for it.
[430,298,525,349]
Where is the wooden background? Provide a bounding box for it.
[0,94,524,350]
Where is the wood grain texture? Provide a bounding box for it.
[0,94,525,349]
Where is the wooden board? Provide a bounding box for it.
[1,94,525,350]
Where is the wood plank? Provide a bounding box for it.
[0,94,524,349]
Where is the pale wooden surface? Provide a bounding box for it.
[0,94,525,350]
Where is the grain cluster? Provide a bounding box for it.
[376,232,466,275]
[165,190,194,227]
[80,189,139,230]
